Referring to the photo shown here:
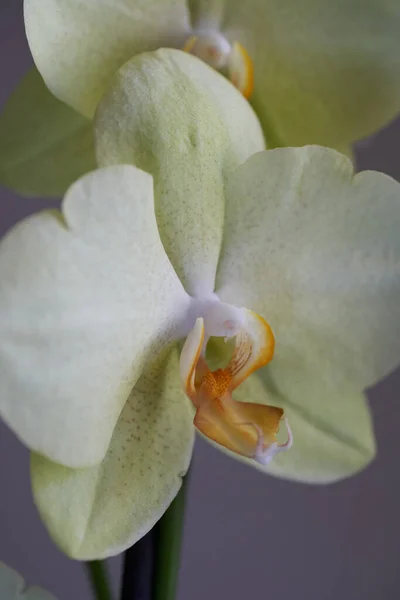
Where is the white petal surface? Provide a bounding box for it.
[0,562,56,600]
[31,347,194,560]
[0,165,189,467]
[95,49,265,296]
[217,146,400,396]
[24,0,191,117]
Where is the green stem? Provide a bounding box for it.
[152,476,189,600]
[86,560,113,600]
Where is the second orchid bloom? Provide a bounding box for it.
[1,1,400,196]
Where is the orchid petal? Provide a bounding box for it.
[24,0,191,117]
[95,49,265,296]
[31,347,194,560]
[217,146,400,397]
[0,165,188,468]
[217,0,400,146]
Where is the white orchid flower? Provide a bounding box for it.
[0,136,399,559]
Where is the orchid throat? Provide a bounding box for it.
[179,299,292,465]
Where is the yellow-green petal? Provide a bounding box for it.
[227,370,376,484]
[24,0,191,117]
[217,146,400,396]
[0,562,56,600]
[0,165,189,468]
[95,48,265,296]
[31,347,194,560]
[0,68,96,197]
[218,0,400,147]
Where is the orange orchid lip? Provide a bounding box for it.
[180,307,292,464]
[227,42,254,100]
[183,34,255,99]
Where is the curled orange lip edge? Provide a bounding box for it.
[183,36,255,100]
[179,308,290,462]
[229,41,255,100]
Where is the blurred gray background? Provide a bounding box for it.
[1,2,400,599]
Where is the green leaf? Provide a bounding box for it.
[0,68,96,197]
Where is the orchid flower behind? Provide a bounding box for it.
[0,143,399,559]
[23,0,400,147]
[2,0,400,196]
[0,562,57,600]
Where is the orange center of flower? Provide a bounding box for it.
[200,369,232,399]
[180,307,292,465]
